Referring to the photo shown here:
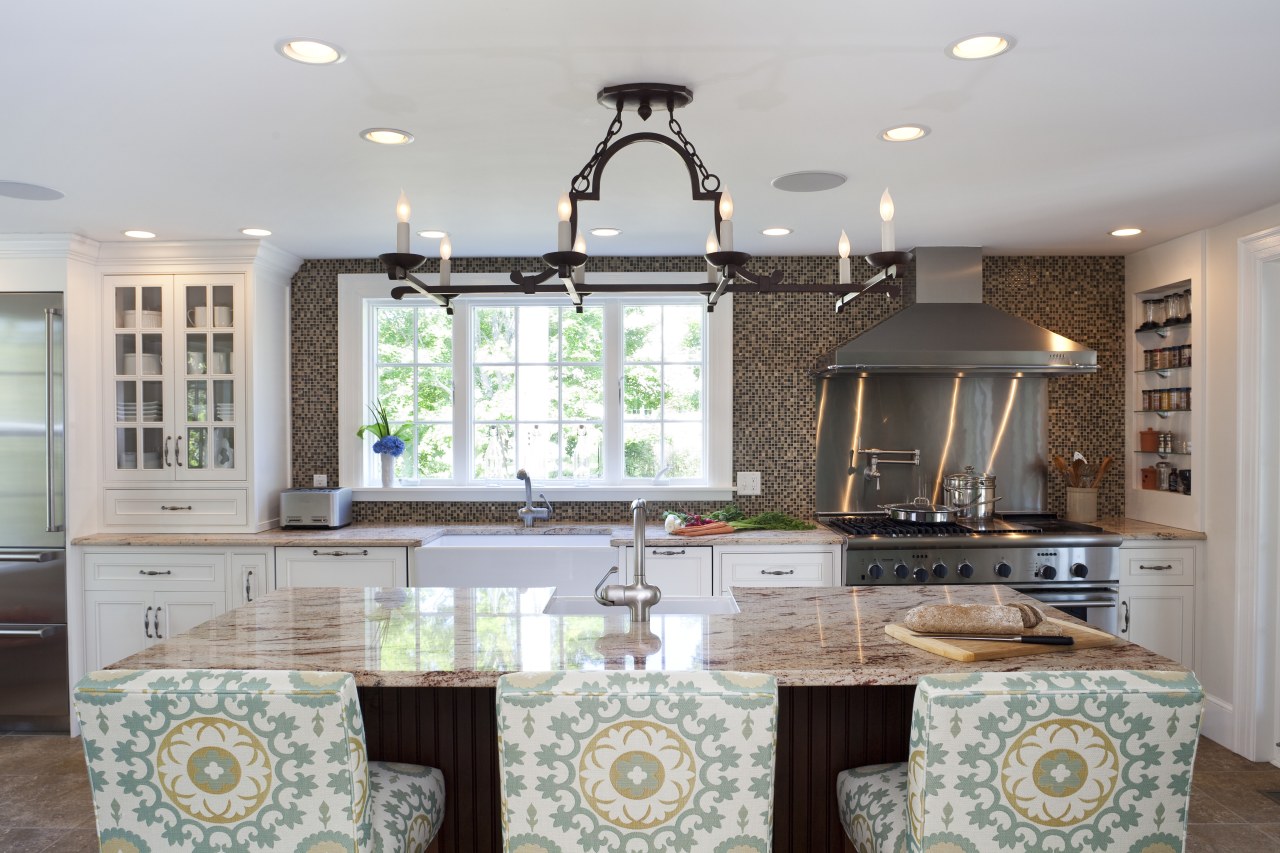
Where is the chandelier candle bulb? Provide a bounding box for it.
[718,188,734,251]
[557,192,572,251]
[438,235,452,287]
[395,191,411,253]
[572,233,585,285]
[879,189,895,252]
[838,230,852,285]
[706,230,719,283]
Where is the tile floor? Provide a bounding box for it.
[1,732,1277,851]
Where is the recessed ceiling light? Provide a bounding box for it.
[771,171,846,193]
[947,34,1016,60]
[417,229,448,239]
[123,230,156,239]
[361,128,415,145]
[0,180,64,201]
[589,227,622,237]
[240,227,272,237]
[761,227,792,237]
[276,38,345,65]
[881,125,930,142]
[1110,227,1143,237]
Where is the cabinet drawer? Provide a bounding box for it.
[720,550,834,589]
[85,551,226,590]
[624,546,713,597]
[275,546,408,589]
[103,489,248,527]
[1120,546,1195,585]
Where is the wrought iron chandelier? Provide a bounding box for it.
[379,83,910,313]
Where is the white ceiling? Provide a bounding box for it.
[3,1,1279,261]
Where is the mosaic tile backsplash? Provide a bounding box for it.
[290,254,1125,523]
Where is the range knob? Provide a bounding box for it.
[957,562,975,579]
[1039,565,1059,581]
[912,567,929,583]
[894,563,910,579]
[933,563,948,579]
[994,561,1013,578]
[1071,563,1089,579]
[868,563,885,580]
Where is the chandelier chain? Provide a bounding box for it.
[667,108,720,193]
[571,103,626,194]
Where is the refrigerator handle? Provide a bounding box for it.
[43,307,63,533]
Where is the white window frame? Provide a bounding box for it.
[337,272,734,502]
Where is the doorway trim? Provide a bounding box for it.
[1234,224,1280,764]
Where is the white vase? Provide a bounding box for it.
[380,453,396,488]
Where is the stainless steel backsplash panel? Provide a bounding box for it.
[815,374,1048,513]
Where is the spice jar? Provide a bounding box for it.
[1156,461,1172,490]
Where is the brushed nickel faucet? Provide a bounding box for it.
[593,498,662,622]
[515,469,553,527]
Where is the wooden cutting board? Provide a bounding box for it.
[885,618,1124,662]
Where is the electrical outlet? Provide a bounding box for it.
[737,471,761,496]
[313,474,328,488]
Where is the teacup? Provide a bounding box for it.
[187,306,208,327]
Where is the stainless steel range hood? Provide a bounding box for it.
[815,247,1097,375]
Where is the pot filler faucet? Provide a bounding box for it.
[593,499,662,622]
[515,469,553,527]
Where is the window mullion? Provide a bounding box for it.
[603,301,623,484]
[453,305,471,484]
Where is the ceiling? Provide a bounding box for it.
[3,1,1279,261]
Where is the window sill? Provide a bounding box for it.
[350,486,737,503]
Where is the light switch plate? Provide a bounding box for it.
[737,471,761,496]
[313,474,328,487]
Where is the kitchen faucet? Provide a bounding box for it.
[593,499,662,622]
[515,469,553,527]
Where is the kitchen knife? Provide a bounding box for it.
[920,634,1075,645]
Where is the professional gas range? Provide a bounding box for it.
[821,513,1124,631]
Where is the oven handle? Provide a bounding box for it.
[1011,587,1118,608]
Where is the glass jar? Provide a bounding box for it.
[1142,299,1165,329]
[1156,461,1172,490]
[1163,291,1183,324]
[1159,389,1172,411]
[1142,349,1153,370]
[1142,389,1153,411]
[1183,288,1192,322]
[1182,344,1192,367]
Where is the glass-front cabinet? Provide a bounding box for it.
[108,274,245,481]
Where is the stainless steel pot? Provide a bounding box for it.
[880,497,956,524]
[942,466,1000,519]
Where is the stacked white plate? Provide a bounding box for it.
[116,402,162,421]
[215,403,235,421]
[120,353,162,374]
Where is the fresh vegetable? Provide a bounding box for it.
[663,514,680,533]
[708,503,746,522]
[728,512,815,531]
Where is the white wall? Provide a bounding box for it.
[1128,200,1280,750]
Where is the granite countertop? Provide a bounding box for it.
[110,584,1179,688]
[610,525,845,547]
[1093,517,1206,541]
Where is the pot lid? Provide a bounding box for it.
[945,465,996,485]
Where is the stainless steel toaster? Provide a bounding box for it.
[280,487,353,529]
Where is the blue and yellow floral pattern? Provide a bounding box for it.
[496,671,777,852]
[72,669,444,853]
[837,670,1204,853]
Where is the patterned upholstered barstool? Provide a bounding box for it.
[73,669,445,853]
[496,670,778,852]
[837,670,1204,853]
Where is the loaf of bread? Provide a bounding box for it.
[903,603,1056,635]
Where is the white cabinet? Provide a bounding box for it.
[83,550,230,670]
[230,551,273,606]
[275,546,409,589]
[1118,543,1197,668]
[621,546,713,597]
[717,546,839,591]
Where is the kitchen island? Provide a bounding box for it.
[112,584,1179,852]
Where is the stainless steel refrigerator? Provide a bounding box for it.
[0,292,67,732]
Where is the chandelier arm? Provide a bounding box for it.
[667,106,720,194]
[572,131,720,205]
[834,266,904,314]
[571,101,625,195]
[728,266,785,288]
[509,268,559,288]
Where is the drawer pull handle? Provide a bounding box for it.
[154,606,163,639]
[1138,564,1173,571]
[245,569,253,602]
[161,505,193,511]
[138,569,173,576]
[313,549,369,557]
[761,569,795,576]
[143,605,153,639]
[652,549,686,556]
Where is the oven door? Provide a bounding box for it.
[1011,584,1119,635]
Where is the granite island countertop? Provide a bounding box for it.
[111,584,1180,687]
[1093,517,1206,540]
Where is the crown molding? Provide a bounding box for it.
[94,238,302,274]
[0,233,101,263]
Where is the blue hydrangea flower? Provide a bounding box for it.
[372,436,406,457]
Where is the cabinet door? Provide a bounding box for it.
[84,590,153,670]
[106,275,175,482]
[230,551,272,607]
[175,275,245,481]
[623,546,713,596]
[275,547,408,589]
[153,591,226,641]
[1120,585,1194,668]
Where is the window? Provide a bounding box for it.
[338,273,732,497]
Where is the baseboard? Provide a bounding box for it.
[1201,693,1233,746]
